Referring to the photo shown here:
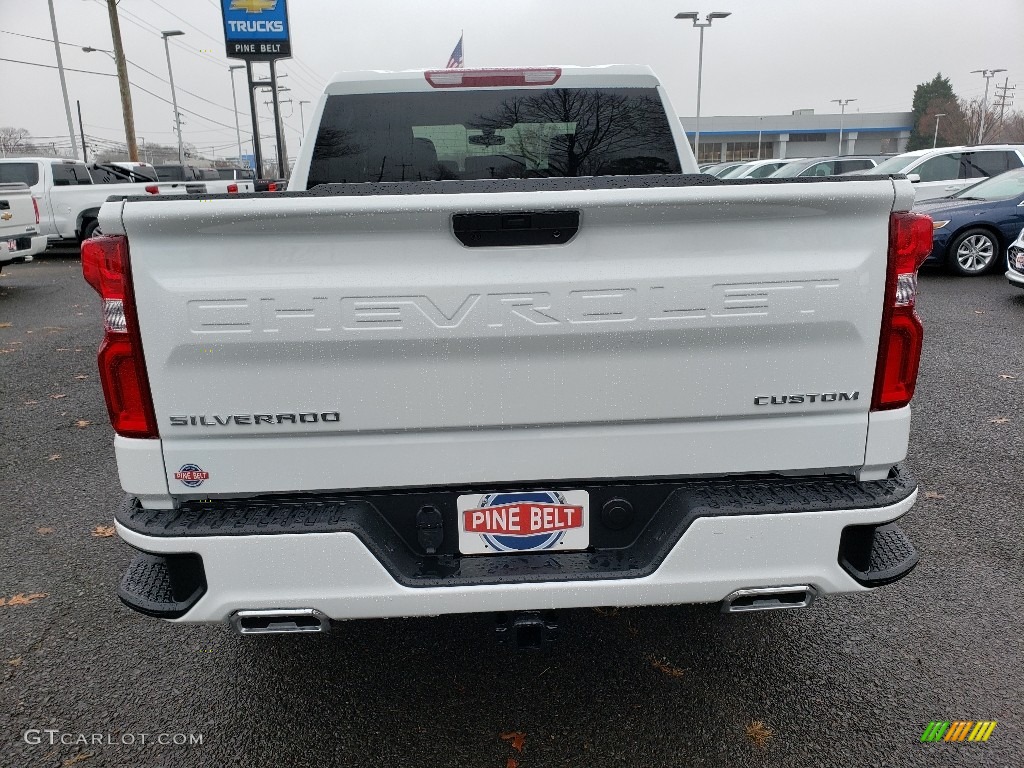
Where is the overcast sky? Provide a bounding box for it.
[2,0,1022,159]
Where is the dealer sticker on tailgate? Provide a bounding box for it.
[457,490,589,554]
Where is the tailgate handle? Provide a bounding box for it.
[452,210,579,247]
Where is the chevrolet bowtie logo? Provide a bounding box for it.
[230,0,277,12]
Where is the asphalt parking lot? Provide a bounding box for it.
[1,248,1021,768]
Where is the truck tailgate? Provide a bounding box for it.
[115,178,899,496]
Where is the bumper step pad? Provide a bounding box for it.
[838,521,919,587]
[117,552,207,619]
[115,466,916,590]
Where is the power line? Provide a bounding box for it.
[0,55,117,79]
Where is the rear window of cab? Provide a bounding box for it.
[309,87,682,185]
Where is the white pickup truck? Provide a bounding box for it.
[85,66,932,645]
[0,182,48,271]
[0,157,148,242]
[0,158,255,244]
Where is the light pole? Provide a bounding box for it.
[675,11,731,163]
[932,113,946,149]
[831,98,856,156]
[229,65,245,163]
[757,116,763,160]
[82,45,139,162]
[47,0,79,158]
[970,68,1006,144]
[161,30,185,165]
[298,100,311,146]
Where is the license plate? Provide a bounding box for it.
[1016,253,1024,270]
[6,240,15,251]
[457,490,589,554]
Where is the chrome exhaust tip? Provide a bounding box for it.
[721,585,816,614]
[230,608,330,635]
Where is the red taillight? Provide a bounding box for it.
[424,67,562,88]
[267,182,278,192]
[145,185,160,195]
[31,196,40,225]
[871,212,932,411]
[227,183,238,193]
[81,235,158,439]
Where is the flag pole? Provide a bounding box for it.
[461,29,464,67]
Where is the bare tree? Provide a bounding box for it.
[0,127,30,157]
[935,96,1016,145]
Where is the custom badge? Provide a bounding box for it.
[456,490,589,554]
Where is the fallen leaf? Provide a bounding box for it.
[48,455,61,461]
[92,525,116,538]
[37,527,55,535]
[649,655,687,679]
[24,400,38,405]
[923,491,946,500]
[974,310,985,315]
[990,417,1010,425]
[6,657,21,666]
[4,593,48,607]
[999,374,1017,380]
[0,322,11,328]
[56,347,70,351]
[74,420,91,429]
[50,393,67,400]
[62,754,93,767]
[745,720,774,749]
[500,732,527,753]
[506,760,519,768]
[74,374,89,380]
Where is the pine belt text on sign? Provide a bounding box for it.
[464,503,584,536]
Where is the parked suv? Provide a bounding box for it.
[864,145,1024,201]
[769,156,881,178]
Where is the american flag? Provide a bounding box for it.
[446,34,464,68]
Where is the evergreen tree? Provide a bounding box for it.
[907,74,957,150]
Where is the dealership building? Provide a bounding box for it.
[679,110,914,163]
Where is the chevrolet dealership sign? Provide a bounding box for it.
[222,0,291,60]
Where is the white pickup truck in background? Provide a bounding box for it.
[0,158,255,243]
[85,66,932,646]
[0,182,48,272]
[0,157,145,242]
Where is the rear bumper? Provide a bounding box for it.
[114,469,919,623]
[0,233,46,263]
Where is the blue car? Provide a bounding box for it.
[915,168,1024,276]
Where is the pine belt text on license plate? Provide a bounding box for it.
[456,490,589,554]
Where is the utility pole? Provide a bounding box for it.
[831,98,856,156]
[993,77,1016,136]
[76,100,88,163]
[161,31,186,165]
[47,0,79,158]
[104,0,139,161]
[971,68,1006,144]
[932,113,946,149]
[229,65,245,163]
[298,100,311,146]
